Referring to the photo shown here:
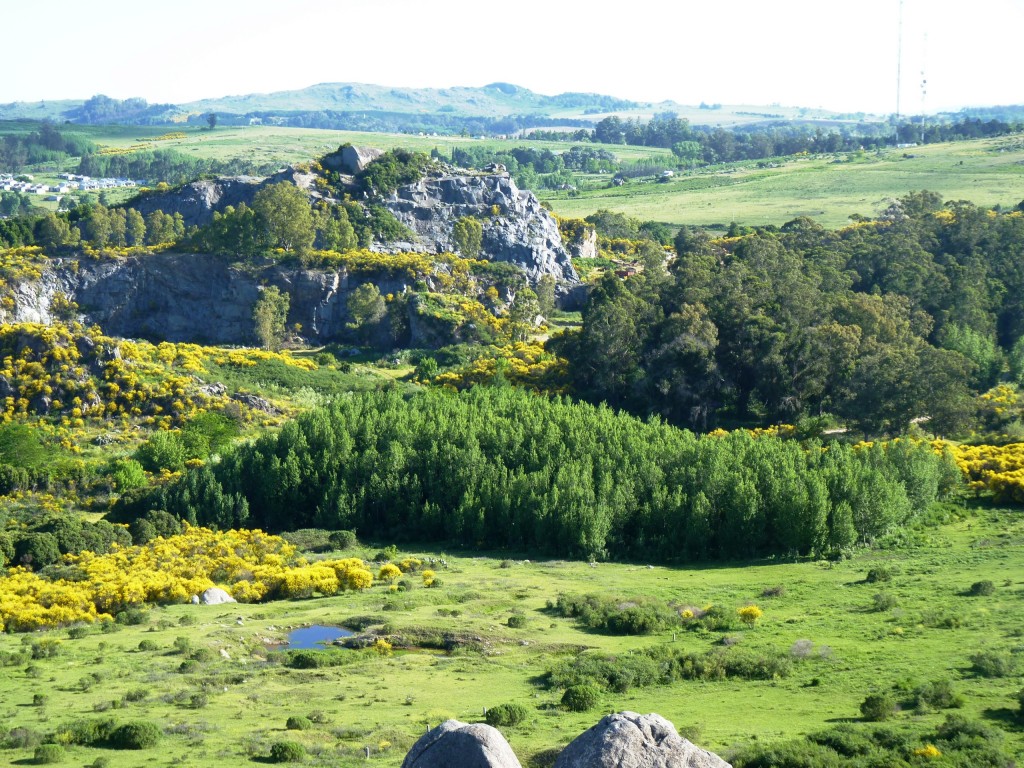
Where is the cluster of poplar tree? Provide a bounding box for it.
[114,388,957,562]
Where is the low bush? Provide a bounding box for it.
[913,679,964,711]
[553,593,678,634]
[115,607,148,626]
[269,740,306,763]
[969,650,1013,678]
[108,721,161,749]
[507,614,527,629]
[860,692,896,721]
[561,684,600,712]
[968,580,995,596]
[485,702,530,727]
[33,744,65,764]
[865,567,893,583]
[871,592,898,612]
[329,529,358,550]
[286,716,313,731]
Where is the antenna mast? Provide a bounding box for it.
[896,0,904,122]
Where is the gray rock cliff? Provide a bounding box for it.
[3,253,417,346]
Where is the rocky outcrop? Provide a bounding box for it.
[553,712,730,768]
[402,720,522,768]
[321,144,384,175]
[383,174,577,284]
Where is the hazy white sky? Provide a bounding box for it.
[2,0,1020,114]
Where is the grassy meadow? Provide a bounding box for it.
[544,136,1024,227]
[1,504,1021,766]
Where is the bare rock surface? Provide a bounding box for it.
[402,720,522,768]
[382,174,577,284]
[553,711,731,768]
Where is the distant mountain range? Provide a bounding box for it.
[0,82,865,130]
[2,81,1015,136]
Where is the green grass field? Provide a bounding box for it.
[1,504,1021,766]
[543,136,1024,228]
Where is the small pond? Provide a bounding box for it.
[284,625,353,649]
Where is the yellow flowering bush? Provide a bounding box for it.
[0,526,374,632]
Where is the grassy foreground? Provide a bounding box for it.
[1,505,1022,766]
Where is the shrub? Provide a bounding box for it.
[67,626,89,640]
[507,614,527,629]
[871,592,898,612]
[485,702,530,727]
[269,740,306,763]
[860,692,896,721]
[914,679,964,711]
[865,567,893,583]
[329,529,358,549]
[286,716,313,731]
[968,580,995,596]
[32,693,48,707]
[189,647,215,662]
[760,585,786,598]
[33,744,65,764]
[4,726,43,749]
[562,684,600,712]
[137,639,159,652]
[123,688,148,703]
[737,605,762,626]
[969,650,1013,678]
[108,721,161,749]
[378,563,402,582]
[115,607,148,626]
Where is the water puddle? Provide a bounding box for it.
[284,625,353,649]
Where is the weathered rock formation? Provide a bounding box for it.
[553,712,731,768]
[382,174,577,284]
[402,720,522,768]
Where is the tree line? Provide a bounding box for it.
[112,387,958,562]
[553,193,1024,436]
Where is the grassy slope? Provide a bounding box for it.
[543,136,1024,227]
[1,505,1021,766]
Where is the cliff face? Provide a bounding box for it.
[382,174,578,283]
[5,253,416,346]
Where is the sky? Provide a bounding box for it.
[2,0,1021,115]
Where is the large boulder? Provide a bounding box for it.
[321,144,385,175]
[553,712,730,768]
[402,719,522,768]
[191,587,236,605]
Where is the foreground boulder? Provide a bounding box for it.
[402,719,522,768]
[190,587,236,605]
[553,711,730,768]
